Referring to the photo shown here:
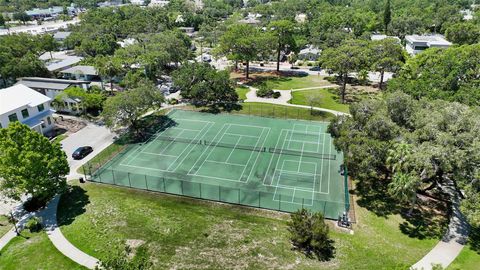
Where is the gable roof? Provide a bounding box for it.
[0,84,51,115]
[53,31,72,40]
[60,65,98,76]
[17,77,90,90]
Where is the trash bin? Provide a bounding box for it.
[79,177,85,183]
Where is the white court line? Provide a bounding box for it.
[225,136,242,163]
[204,160,246,167]
[168,122,215,172]
[245,127,270,183]
[165,122,213,171]
[298,143,305,172]
[224,132,260,139]
[263,129,288,185]
[140,152,178,158]
[318,128,327,194]
[187,124,230,175]
[236,127,267,182]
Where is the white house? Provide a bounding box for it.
[148,0,170,7]
[0,84,55,135]
[130,0,145,5]
[371,34,401,43]
[298,45,321,61]
[405,35,452,55]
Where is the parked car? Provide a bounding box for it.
[72,146,93,160]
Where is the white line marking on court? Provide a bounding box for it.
[236,126,267,182]
[204,160,246,167]
[225,136,242,163]
[224,132,260,139]
[245,127,270,184]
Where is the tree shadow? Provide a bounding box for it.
[468,226,480,253]
[398,197,449,240]
[355,181,399,217]
[57,185,90,227]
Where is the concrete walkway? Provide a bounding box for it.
[41,196,99,269]
[244,85,349,116]
[411,185,469,270]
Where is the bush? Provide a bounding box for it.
[287,209,335,261]
[272,91,281,99]
[256,84,275,98]
[307,62,313,66]
[168,98,178,105]
[25,217,43,233]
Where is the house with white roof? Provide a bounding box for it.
[405,35,452,55]
[371,34,401,43]
[0,84,55,135]
[298,45,321,61]
[60,65,99,81]
[39,51,83,72]
[148,0,170,7]
[130,0,146,5]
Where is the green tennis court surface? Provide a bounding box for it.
[87,109,349,219]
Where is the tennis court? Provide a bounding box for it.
[87,109,349,219]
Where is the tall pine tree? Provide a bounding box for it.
[384,0,392,33]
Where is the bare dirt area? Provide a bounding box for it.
[51,116,87,137]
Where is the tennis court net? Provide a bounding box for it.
[151,135,266,152]
[269,147,336,160]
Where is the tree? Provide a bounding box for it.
[383,0,391,33]
[0,123,69,203]
[444,22,480,45]
[387,44,480,106]
[0,14,5,26]
[269,20,297,72]
[287,209,335,261]
[13,12,30,24]
[328,92,480,223]
[38,34,59,59]
[319,39,370,103]
[55,86,106,115]
[370,38,405,90]
[102,83,164,136]
[95,56,124,94]
[216,24,271,79]
[172,62,238,106]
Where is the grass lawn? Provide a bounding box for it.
[0,215,12,237]
[289,88,350,113]
[235,86,250,100]
[233,102,335,121]
[447,245,480,270]
[57,183,439,270]
[77,141,126,174]
[250,75,334,90]
[0,231,86,270]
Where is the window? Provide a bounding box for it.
[47,117,51,125]
[37,104,45,112]
[21,109,29,119]
[8,113,18,123]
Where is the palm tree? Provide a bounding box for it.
[96,56,123,94]
[388,172,420,216]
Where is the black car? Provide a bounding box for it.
[72,146,93,160]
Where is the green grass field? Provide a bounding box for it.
[289,88,350,113]
[0,231,86,270]
[0,215,12,237]
[89,109,347,219]
[57,182,439,270]
[447,245,480,270]
[251,75,334,90]
[235,86,250,100]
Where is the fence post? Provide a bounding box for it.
[302,198,304,209]
[258,192,261,207]
[163,177,166,192]
[278,194,281,210]
[219,185,221,201]
[238,189,240,204]
[145,174,148,190]
[181,181,184,195]
[199,183,202,198]
[112,169,116,185]
[127,173,132,187]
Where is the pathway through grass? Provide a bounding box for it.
[57,183,439,270]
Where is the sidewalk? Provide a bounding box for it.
[411,185,469,270]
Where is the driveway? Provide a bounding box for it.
[61,123,116,179]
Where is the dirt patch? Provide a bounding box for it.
[52,116,87,137]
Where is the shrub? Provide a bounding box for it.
[168,98,178,105]
[25,217,43,232]
[287,209,335,261]
[272,91,281,99]
[256,84,274,98]
[307,62,313,66]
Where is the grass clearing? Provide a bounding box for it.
[0,230,86,270]
[290,88,350,113]
[57,183,439,270]
[0,215,12,237]
[252,75,333,90]
[235,86,250,100]
[447,245,480,270]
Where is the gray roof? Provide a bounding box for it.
[45,55,83,72]
[60,65,98,76]
[53,31,72,40]
[17,77,90,91]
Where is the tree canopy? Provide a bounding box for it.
[0,122,69,202]
[328,91,480,226]
[387,44,480,106]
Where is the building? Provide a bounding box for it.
[53,31,72,42]
[26,6,77,19]
[405,35,452,55]
[298,45,321,61]
[16,77,91,115]
[130,0,146,5]
[0,84,55,134]
[148,0,170,7]
[60,65,99,81]
[371,34,401,43]
[39,51,83,72]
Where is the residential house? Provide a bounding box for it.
[53,31,72,42]
[39,51,83,72]
[60,65,99,81]
[16,77,91,115]
[371,34,401,43]
[298,45,321,61]
[0,84,55,135]
[405,35,452,55]
[148,0,170,7]
[26,6,77,20]
[130,0,146,5]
